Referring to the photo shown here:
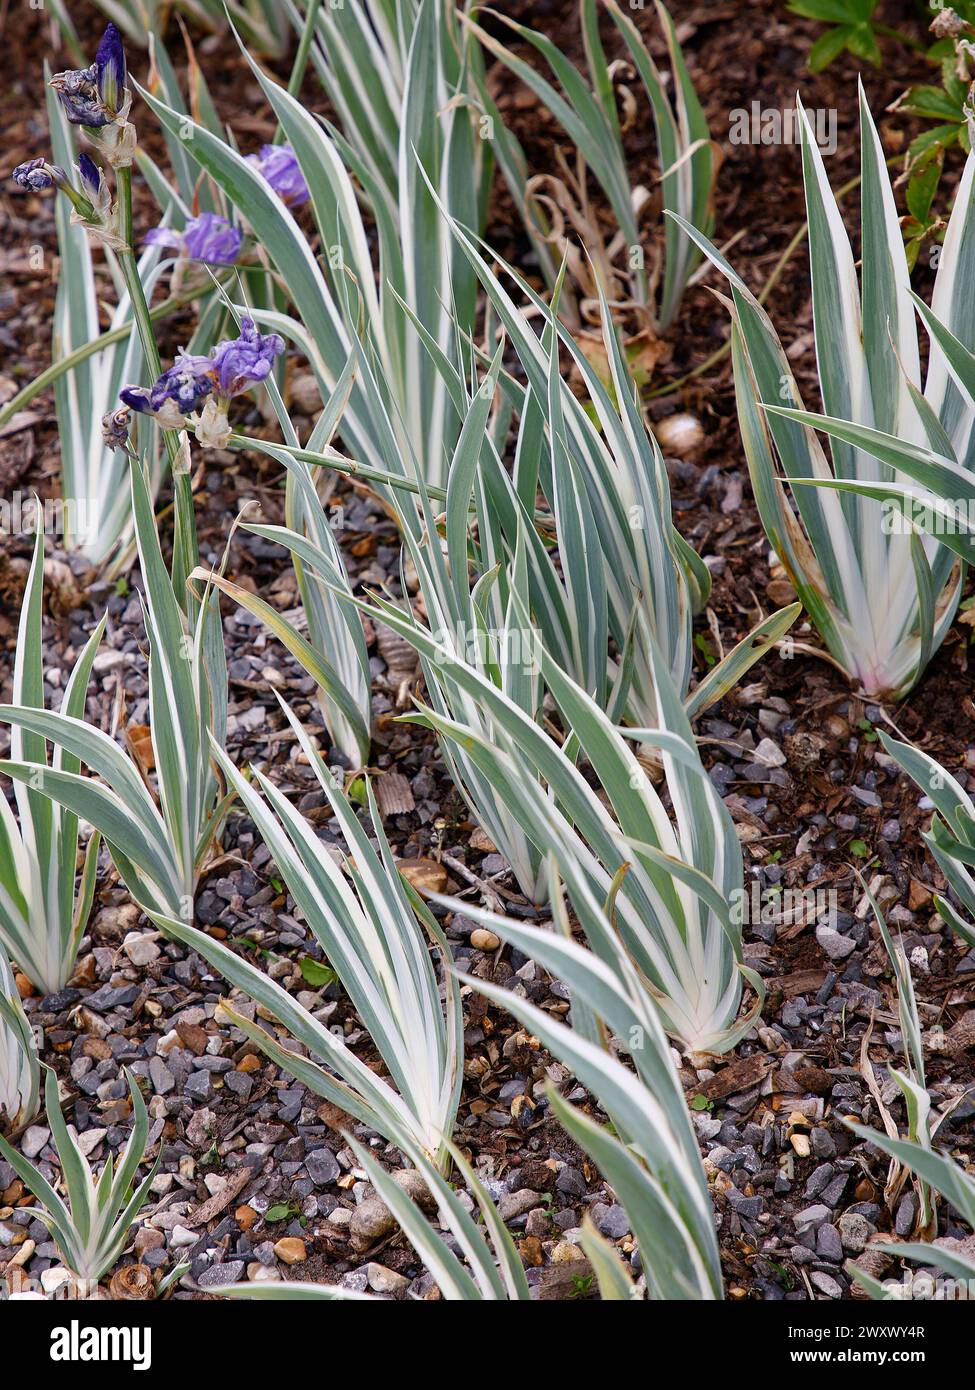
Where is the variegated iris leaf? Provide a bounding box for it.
[156,697,462,1167]
[0,464,229,933]
[221,862,723,1301]
[137,0,486,498]
[464,0,715,332]
[346,572,759,1054]
[0,522,103,994]
[874,731,975,953]
[0,951,40,1134]
[0,1067,159,1283]
[672,83,975,699]
[45,73,165,574]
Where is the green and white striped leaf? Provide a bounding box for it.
[0,952,40,1133]
[155,703,461,1164]
[0,524,106,992]
[0,1067,158,1282]
[668,89,974,699]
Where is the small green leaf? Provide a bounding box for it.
[850,838,869,857]
[264,1203,292,1222]
[690,1094,712,1111]
[694,633,717,668]
[906,145,944,226]
[299,958,337,988]
[807,23,856,71]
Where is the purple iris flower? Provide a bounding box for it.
[118,319,284,443]
[120,351,216,423]
[144,212,242,266]
[210,317,285,396]
[247,144,309,208]
[12,158,67,192]
[50,24,127,128]
[11,154,106,223]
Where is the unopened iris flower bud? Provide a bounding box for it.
[95,22,127,118]
[11,150,122,249]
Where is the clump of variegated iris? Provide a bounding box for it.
[119,316,284,449]
[246,144,309,207]
[144,211,243,267]
[49,22,135,169]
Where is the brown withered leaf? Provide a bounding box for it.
[397,858,447,895]
[126,723,155,775]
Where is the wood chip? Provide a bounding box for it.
[0,411,42,439]
[375,623,420,705]
[768,969,829,999]
[690,1053,775,1103]
[375,771,415,816]
[184,1166,255,1228]
[942,1010,975,1055]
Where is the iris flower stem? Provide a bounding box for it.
[116,163,198,614]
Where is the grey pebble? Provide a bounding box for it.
[593,1203,630,1239]
[895,1193,916,1236]
[793,1204,831,1234]
[197,1261,245,1288]
[149,1057,175,1095]
[726,1188,764,1219]
[816,1223,843,1263]
[184,1071,212,1102]
[306,1149,340,1187]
